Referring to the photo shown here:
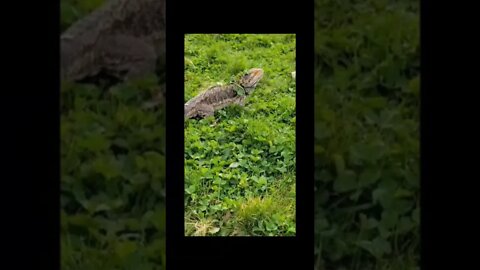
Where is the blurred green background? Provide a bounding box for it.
[314,0,420,269]
[61,0,166,269]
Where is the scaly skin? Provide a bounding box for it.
[184,68,264,119]
[60,0,166,82]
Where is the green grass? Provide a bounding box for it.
[184,34,296,236]
[314,0,420,269]
[61,0,165,269]
[61,77,166,270]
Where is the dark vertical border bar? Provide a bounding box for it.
[15,0,60,269]
[419,0,456,269]
[165,0,186,264]
[297,10,315,252]
[166,1,313,269]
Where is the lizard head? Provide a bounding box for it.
[239,68,264,94]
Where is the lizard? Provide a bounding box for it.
[60,0,166,103]
[184,68,264,119]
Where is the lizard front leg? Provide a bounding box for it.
[193,103,215,119]
[97,34,158,81]
[237,96,246,107]
[142,82,166,109]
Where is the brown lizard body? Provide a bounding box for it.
[60,0,166,83]
[184,68,264,119]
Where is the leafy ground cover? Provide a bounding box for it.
[61,1,166,269]
[184,34,297,236]
[314,0,420,269]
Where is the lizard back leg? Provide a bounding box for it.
[97,34,158,81]
[194,103,215,118]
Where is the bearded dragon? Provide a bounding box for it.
[184,68,264,119]
[60,0,166,84]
